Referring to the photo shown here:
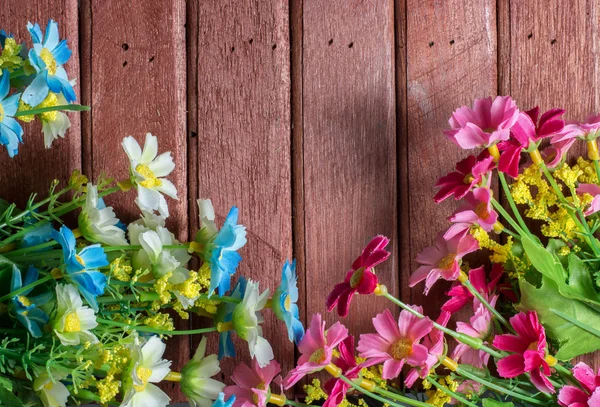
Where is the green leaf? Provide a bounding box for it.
[482,400,514,407]
[519,276,600,359]
[522,236,566,283]
[0,376,22,406]
[567,254,600,305]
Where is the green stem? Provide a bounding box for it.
[196,293,241,304]
[500,227,520,240]
[0,274,53,302]
[425,377,477,407]
[2,240,58,257]
[338,375,428,407]
[498,172,531,236]
[97,292,160,304]
[102,244,189,252]
[461,279,513,332]
[14,104,90,117]
[372,386,430,407]
[0,185,72,231]
[96,318,217,336]
[491,198,526,237]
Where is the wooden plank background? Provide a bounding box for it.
[1,0,599,402]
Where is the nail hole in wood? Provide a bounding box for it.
[527,33,533,39]
[249,38,253,44]
[449,39,455,45]
[348,42,354,48]
[328,38,333,46]
[191,131,197,138]
[231,46,235,52]
[122,61,127,67]
[551,38,557,45]
[121,43,129,51]
[428,41,434,47]
[272,44,277,50]
[149,56,155,62]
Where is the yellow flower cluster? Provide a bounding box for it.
[143,312,174,332]
[511,164,558,220]
[97,374,120,404]
[304,379,328,404]
[194,264,220,315]
[0,38,23,71]
[359,359,388,390]
[110,257,133,282]
[470,227,514,264]
[573,157,598,184]
[153,272,173,305]
[423,376,459,407]
[554,163,583,189]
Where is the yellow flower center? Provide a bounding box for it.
[252,382,267,404]
[463,173,475,184]
[309,348,327,364]
[63,311,81,333]
[437,253,456,269]
[474,201,490,220]
[390,339,413,360]
[18,296,31,307]
[284,295,292,312]
[527,341,539,351]
[75,254,86,267]
[136,164,163,188]
[349,267,365,288]
[43,381,53,391]
[0,103,4,122]
[133,366,153,392]
[39,48,58,76]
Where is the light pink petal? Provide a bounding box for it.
[373,309,402,342]
[572,362,598,393]
[416,245,442,265]
[423,269,442,295]
[382,358,404,380]
[456,234,480,257]
[231,362,260,390]
[357,333,391,358]
[326,321,349,348]
[530,368,555,394]
[409,265,432,287]
[449,209,480,225]
[558,386,590,406]
[407,317,433,342]
[405,343,429,366]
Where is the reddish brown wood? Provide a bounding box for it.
[302,0,398,343]
[86,0,188,400]
[196,0,294,379]
[0,2,81,206]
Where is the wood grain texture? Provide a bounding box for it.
[406,0,497,315]
[86,0,188,400]
[196,0,294,378]
[0,2,81,207]
[302,0,397,339]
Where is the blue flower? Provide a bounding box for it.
[208,207,247,295]
[51,225,108,311]
[0,68,23,157]
[212,393,235,407]
[272,259,305,345]
[19,217,53,249]
[10,265,52,337]
[214,277,246,360]
[22,20,75,107]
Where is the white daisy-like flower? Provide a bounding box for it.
[122,133,177,218]
[121,336,172,407]
[78,183,128,246]
[52,284,98,346]
[232,280,274,367]
[41,93,71,149]
[181,337,225,407]
[33,371,70,407]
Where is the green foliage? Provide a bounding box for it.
[482,400,514,407]
[0,376,23,407]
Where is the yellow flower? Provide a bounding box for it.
[304,379,328,404]
[153,272,173,305]
[110,257,133,282]
[554,163,583,189]
[0,38,24,71]
[97,374,120,404]
[143,312,174,331]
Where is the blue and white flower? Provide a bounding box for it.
[10,265,52,338]
[52,284,98,346]
[0,68,23,157]
[23,19,75,107]
[214,277,246,360]
[19,217,53,249]
[211,393,236,407]
[78,183,128,246]
[272,259,305,345]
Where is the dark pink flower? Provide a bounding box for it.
[444,187,498,239]
[326,235,390,317]
[409,232,479,295]
[283,313,348,389]
[442,264,502,313]
[445,96,520,149]
[492,311,554,394]
[224,359,282,407]
[358,307,433,380]
[323,336,362,407]
[577,183,600,216]
[453,304,494,369]
[434,151,495,203]
[558,362,600,406]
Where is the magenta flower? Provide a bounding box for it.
[283,313,348,389]
[357,307,433,380]
[323,336,362,407]
[326,235,390,317]
[577,183,600,216]
[434,151,495,203]
[224,359,281,407]
[409,232,479,295]
[452,304,494,369]
[442,264,502,313]
[492,311,554,394]
[405,311,451,387]
[558,362,600,406]
[444,187,498,239]
[445,96,520,149]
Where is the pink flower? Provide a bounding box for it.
[224,359,282,407]
[558,362,600,406]
[283,313,348,389]
[580,113,600,137]
[409,232,479,295]
[357,308,433,380]
[405,311,451,387]
[445,96,520,149]
[492,311,554,394]
[323,336,362,407]
[326,236,390,317]
[452,304,494,369]
[434,151,495,203]
[442,264,502,313]
[577,183,600,216]
[444,187,498,239]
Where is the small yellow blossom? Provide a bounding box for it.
[97,374,120,404]
[0,38,24,71]
[554,163,583,189]
[425,376,458,407]
[143,312,174,331]
[153,272,173,305]
[110,257,133,282]
[574,157,598,184]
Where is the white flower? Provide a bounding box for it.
[232,280,274,367]
[41,93,70,149]
[122,133,177,218]
[33,372,70,407]
[198,199,217,235]
[121,336,172,407]
[52,284,98,346]
[78,183,128,246]
[181,337,225,407]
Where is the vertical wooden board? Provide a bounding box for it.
[303,1,397,339]
[0,2,81,207]
[508,0,600,368]
[406,1,497,315]
[88,0,188,400]
[196,0,293,376]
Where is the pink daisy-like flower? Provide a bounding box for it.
[357,307,433,380]
[283,313,348,389]
[452,304,494,369]
[580,114,600,137]
[445,96,520,149]
[323,336,362,407]
[434,151,495,203]
[409,232,479,295]
[326,236,391,317]
[442,264,502,314]
[224,359,281,407]
[558,362,600,406]
[444,187,498,239]
[492,311,555,394]
[577,183,600,216]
